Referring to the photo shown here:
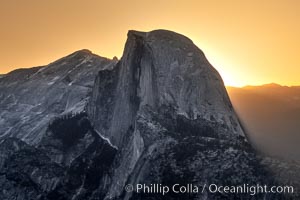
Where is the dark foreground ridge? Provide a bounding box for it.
[0,30,299,200]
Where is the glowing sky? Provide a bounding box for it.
[1,0,299,86]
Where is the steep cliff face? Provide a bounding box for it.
[0,30,299,200]
[86,30,250,199]
[88,30,244,148]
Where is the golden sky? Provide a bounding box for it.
[0,0,299,86]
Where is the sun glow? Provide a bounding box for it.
[0,0,299,86]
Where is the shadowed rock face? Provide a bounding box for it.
[88,30,244,148]
[0,114,118,200]
[0,30,299,200]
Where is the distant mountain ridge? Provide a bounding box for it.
[227,84,300,160]
[0,49,117,145]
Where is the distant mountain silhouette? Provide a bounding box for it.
[227,84,300,160]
